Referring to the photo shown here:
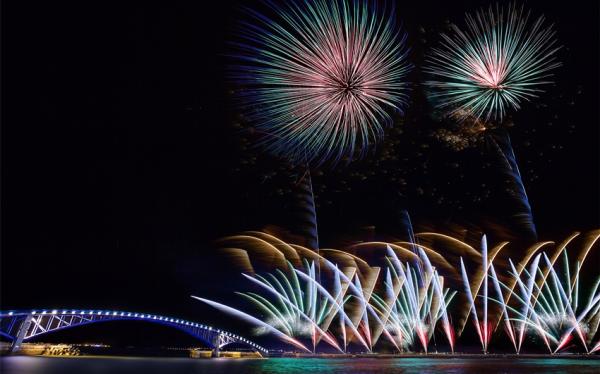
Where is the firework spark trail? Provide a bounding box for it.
[574,231,600,286]
[511,254,541,352]
[487,130,537,240]
[489,263,517,351]
[332,265,348,350]
[458,236,517,353]
[542,253,587,352]
[246,267,305,323]
[233,0,411,165]
[554,291,600,353]
[242,271,344,352]
[460,257,485,350]
[369,261,403,347]
[290,168,320,253]
[503,253,596,353]
[377,256,409,340]
[191,296,311,352]
[336,255,414,351]
[491,280,558,349]
[402,264,428,350]
[293,267,369,351]
[528,253,596,353]
[424,3,560,121]
[352,275,372,349]
[529,233,580,313]
[314,263,401,352]
[591,340,600,354]
[307,261,318,349]
[382,246,455,352]
[457,236,491,352]
[496,246,600,354]
[518,266,561,352]
[482,236,489,352]
[584,278,600,344]
[321,259,401,352]
[500,241,554,316]
[197,231,598,353]
[382,268,404,348]
[418,247,455,352]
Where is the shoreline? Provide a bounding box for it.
[282,353,600,360]
[2,353,598,360]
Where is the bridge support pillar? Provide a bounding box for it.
[211,332,223,358]
[10,314,33,354]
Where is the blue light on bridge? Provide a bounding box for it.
[0,308,269,354]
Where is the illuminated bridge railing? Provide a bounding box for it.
[0,309,267,355]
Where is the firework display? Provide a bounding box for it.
[424,4,560,122]
[195,230,600,354]
[485,129,537,240]
[423,4,561,240]
[464,233,600,354]
[2,0,598,372]
[232,0,411,165]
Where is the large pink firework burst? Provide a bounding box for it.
[233,0,411,166]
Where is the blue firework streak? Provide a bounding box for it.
[424,4,561,122]
[231,0,411,166]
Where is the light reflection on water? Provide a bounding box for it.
[1,356,598,374]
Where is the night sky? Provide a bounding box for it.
[2,0,599,348]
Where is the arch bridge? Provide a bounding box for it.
[0,309,267,357]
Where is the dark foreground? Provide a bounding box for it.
[1,356,599,374]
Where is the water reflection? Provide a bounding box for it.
[1,356,598,374]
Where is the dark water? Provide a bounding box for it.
[1,356,598,374]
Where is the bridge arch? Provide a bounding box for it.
[0,309,267,356]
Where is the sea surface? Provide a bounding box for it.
[1,356,598,374]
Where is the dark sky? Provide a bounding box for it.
[2,0,599,348]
